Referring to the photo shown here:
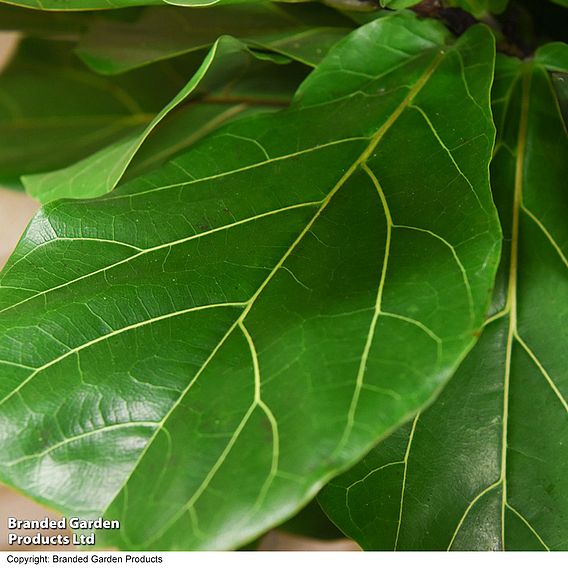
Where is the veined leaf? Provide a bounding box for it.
[534,42,568,72]
[23,38,308,204]
[551,0,568,7]
[75,4,353,75]
[122,59,308,184]
[0,38,183,190]
[319,44,568,551]
[0,14,500,550]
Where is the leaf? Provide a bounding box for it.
[23,38,308,204]
[319,44,568,551]
[0,38,182,190]
[446,0,508,16]
[0,0,162,9]
[534,42,568,73]
[379,0,421,8]
[550,0,568,6]
[164,0,271,6]
[122,59,309,184]
[0,14,500,550]
[552,72,568,125]
[278,499,344,541]
[0,4,93,34]
[75,4,352,75]
[247,27,351,68]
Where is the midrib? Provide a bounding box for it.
[239,49,445,321]
[500,61,532,549]
[100,47,447,538]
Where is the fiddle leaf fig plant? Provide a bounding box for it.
[0,0,565,552]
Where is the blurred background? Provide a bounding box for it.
[0,32,46,550]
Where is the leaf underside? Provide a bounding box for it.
[0,14,500,550]
[319,47,568,552]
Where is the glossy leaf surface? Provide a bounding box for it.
[0,15,500,550]
[319,45,568,551]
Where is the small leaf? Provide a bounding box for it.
[319,45,568,552]
[0,14,500,550]
[164,0,267,5]
[534,42,568,73]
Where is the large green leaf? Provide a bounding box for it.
[319,45,568,551]
[0,38,184,189]
[23,39,308,204]
[75,4,353,75]
[0,14,500,550]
